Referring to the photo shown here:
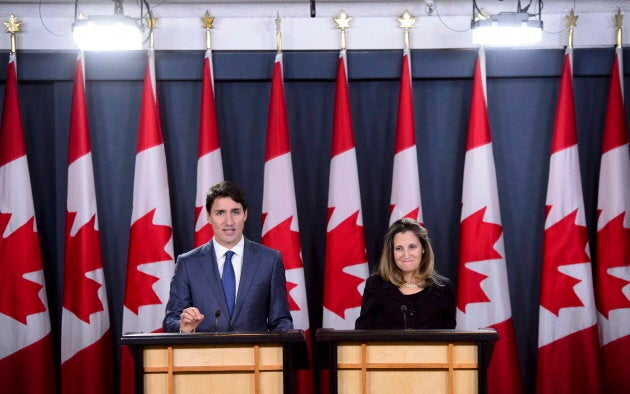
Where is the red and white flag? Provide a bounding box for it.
[262,52,313,393]
[536,48,600,394]
[194,48,224,247]
[322,50,369,329]
[456,47,522,394]
[121,49,175,393]
[390,48,422,224]
[61,52,113,393]
[0,53,56,393]
[595,46,630,393]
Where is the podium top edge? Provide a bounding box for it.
[121,329,306,346]
[314,328,499,343]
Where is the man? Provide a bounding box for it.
[163,181,293,332]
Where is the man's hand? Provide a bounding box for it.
[180,307,204,333]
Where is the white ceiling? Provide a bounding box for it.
[0,0,628,50]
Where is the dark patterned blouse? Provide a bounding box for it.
[355,274,456,329]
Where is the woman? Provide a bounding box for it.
[355,218,456,329]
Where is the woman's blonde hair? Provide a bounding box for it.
[377,218,441,286]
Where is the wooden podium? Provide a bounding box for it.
[316,329,498,394]
[121,330,305,394]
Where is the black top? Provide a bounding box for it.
[355,274,456,330]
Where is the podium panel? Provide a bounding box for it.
[122,330,304,394]
[316,329,497,394]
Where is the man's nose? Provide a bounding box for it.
[225,213,234,225]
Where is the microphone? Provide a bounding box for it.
[400,305,408,330]
[214,309,221,332]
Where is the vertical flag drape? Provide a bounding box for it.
[596,45,630,393]
[61,52,113,394]
[322,50,369,329]
[121,49,175,393]
[0,53,56,394]
[536,48,600,394]
[194,48,224,247]
[456,47,523,394]
[390,48,422,224]
[262,52,314,394]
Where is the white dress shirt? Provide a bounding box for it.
[213,236,245,297]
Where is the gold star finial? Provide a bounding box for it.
[145,16,158,30]
[615,8,623,47]
[3,14,23,34]
[565,9,578,48]
[565,9,578,29]
[614,8,623,29]
[333,10,352,30]
[398,10,416,49]
[275,12,282,53]
[202,10,214,30]
[398,10,416,29]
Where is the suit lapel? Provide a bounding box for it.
[231,238,259,323]
[199,241,230,315]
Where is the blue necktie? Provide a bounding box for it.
[221,250,236,316]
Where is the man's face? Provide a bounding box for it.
[208,197,247,248]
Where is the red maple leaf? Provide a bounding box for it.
[389,205,420,222]
[0,213,46,324]
[323,210,368,319]
[457,207,502,312]
[285,280,299,311]
[124,209,172,314]
[261,215,303,270]
[193,205,212,247]
[63,213,104,323]
[595,213,630,318]
[261,215,303,310]
[540,209,590,316]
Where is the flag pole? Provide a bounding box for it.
[614,8,623,48]
[333,10,351,50]
[275,12,282,53]
[202,10,214,50]
[146,16,158,50]
[566,9,578,49]
[398,10,415,51]
[3,14,22,55]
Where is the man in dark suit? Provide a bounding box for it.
[163,181,293,333]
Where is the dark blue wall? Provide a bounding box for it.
[1,48,628,393]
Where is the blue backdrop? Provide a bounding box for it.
[1,47,628,393]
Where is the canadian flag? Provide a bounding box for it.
[0,53,56,393]
[322,50,369,329]
[390,48,422,224]
[595,45,630,393]
[262,52,313,393]
[456,47,523,394]
[121,49,175,393]
[194,48,224,247]
[536,48,600,394]
[61,52,113,393]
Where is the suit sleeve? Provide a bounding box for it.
[267,252,294,331]
[162,255,191,332]
[355,276,378,329]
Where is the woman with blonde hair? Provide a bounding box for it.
[355,218,456,329]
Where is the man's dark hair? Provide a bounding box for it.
[205,181,248,213]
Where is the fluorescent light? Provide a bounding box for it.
[472,12,543,46]
[73,14,143,51]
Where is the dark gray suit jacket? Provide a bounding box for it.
[163,238,293,332]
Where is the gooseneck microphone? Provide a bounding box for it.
[214,309,221,332]
[400,305,408,330]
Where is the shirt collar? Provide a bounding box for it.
[213,236,245,260]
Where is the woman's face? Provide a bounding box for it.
[393,231,423,275]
